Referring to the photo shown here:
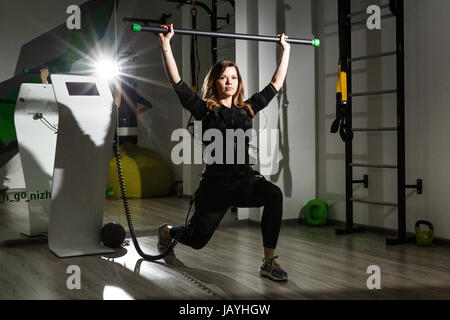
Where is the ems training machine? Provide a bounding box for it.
[15,83,58,236]
[49,74,117,257]
[15,74,116,257]
[14,72,182,260]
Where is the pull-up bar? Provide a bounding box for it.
[132,24,320,47]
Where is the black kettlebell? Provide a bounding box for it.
[101,222,126,248]
[415,220,434,247]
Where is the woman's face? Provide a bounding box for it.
[215,67,238,99]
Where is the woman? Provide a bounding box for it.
[157,24,290,281]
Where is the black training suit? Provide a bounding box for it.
[169,80,283,249]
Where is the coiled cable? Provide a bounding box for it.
[112,133,193,261]
[112,133,224,298]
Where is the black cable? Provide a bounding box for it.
[33,113,57,133]
[38,119,55,132]
[39,119,58,134]
[195,29,200,94]
[190,7,197,91]
[113,133,195,261]
[41,116,58,132]
[186,6,199,140]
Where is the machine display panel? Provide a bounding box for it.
[65,82,100,96]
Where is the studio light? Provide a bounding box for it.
[95,57,120,80]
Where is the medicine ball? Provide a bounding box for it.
[304,200,328,226]
[101,222,126,248]
[415,220,434,246]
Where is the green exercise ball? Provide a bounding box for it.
[304,200,328,226]
[415,220,434,246]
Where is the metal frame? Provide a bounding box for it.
[166,0,234,63]
[349,89,397,97]
[389,0,410,245]
[335,0,422,245]
[349,51,396,62]
[352,127,397,131]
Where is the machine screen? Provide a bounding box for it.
[66,82,100,96]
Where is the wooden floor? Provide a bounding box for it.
[0,195,449,300]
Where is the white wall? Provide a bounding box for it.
[314,0,450,240]
[236,0,316,221]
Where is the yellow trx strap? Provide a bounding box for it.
[336,64,347,102]
[331,63,353,142]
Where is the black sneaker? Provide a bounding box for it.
[157,223,174,255]
[259,256,288,281]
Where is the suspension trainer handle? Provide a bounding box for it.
[132,24,320,47]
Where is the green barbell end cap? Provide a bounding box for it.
[132,24,142,32]
[312,39,320,47]
[24,68,29,73]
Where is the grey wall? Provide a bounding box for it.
[314,0,450,240]
[0,0,83,82]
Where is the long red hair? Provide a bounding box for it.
[202,60,255,118]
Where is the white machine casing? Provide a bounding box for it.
[48,74,116,257]
[14,83,58,236]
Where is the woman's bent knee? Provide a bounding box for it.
[265,184,283,204]
[190,233,212,250]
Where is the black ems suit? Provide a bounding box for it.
[170,80,283,250]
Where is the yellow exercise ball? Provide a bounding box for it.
[107,142,174,198]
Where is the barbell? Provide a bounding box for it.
[132,24,320,47]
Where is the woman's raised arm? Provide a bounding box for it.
[158,24,182,85]
[40,69,49,84]
[270,33,291,92]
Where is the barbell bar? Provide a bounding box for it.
[132,24,320,47]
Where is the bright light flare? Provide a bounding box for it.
[95,58,120,80]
